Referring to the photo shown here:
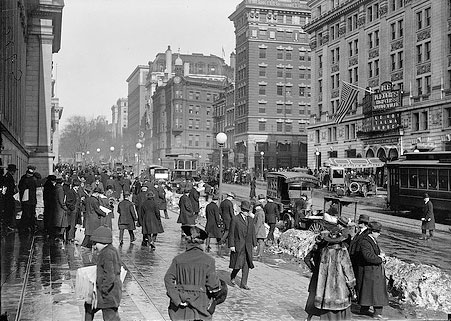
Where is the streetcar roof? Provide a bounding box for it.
[387,159,451,166]
[326,157,384,168]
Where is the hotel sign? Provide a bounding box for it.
[372,81,401,112]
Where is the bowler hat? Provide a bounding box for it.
[227,192,236,198]
[91,226,112,244]
[257,194,266,200]
[337,216,349,227]
[7,164,17,171]
[369,221,382,232]
[240,200,251,211]
[47,175,57,182]
[423,193,429,199]
[358,214,370,224]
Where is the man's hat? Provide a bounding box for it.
[183,187,191,193]
[26,165,36,174]
[146,191,155,198]
[7,164,17,171]
[91,226,112,244]
[337,216,349,227]
[369,221,382,232]
[358,214,370,224]
[423,193,429,199]
[257,194,265,200]
[47,175,57,181]
[254,201,263,208]
[56,177,64,184]
[240,200,251,212]
[72,179,81,186]
[212,194,219,200]
[227,192,236,198]
[92,186,102,193]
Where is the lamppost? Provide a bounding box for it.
[315,149,321,170]
[110,146,115,170]
[158,157,162,166]
[136,142,143,177]
[260,151,265,181]
[96,148,101,163]
[216,132,227,200]
[86,151,90,165]
[399,127,404,156]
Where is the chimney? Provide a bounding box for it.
[165,45,172,78]
[230,52,236,71]
[184,62,190,76]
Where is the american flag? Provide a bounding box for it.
[334,81,359,124]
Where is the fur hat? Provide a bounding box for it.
[323,227,348,244]
[240,200,251,212]
[358,214,370,224]
[91,226,112,244]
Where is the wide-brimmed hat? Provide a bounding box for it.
[240,200,251,212]
[323,228,349,244]
[369,221,382,232]
[257,194,265,200]
[358,214,370,224]
[91,226,112,244]
[254,201,263,208]
[227,192,236,198]
[7,164,17,171]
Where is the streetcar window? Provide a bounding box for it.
[428,169,437,190]
[177,160,185,170]
[400,168,408,187]
[185,161,191,170]
[408,169,418,188]
[439,169,449,191]
[418,169,427,189]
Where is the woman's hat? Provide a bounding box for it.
[369,221,382,232]
[240,200,251,212]
[227,192,236,198]
[323,227,348,244]
[91,226,112,244]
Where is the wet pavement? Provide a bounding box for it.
[1,192,449,320]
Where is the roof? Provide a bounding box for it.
[386,159,451,167]
[267,172,320,186]
[326,158,384,168]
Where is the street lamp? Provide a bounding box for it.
[315,149,321,170]
[110,146,115,170]
[136,142,143,177]
[399,128,404,156]
[216,132,227,201]
[260,151,265,181]
[96,148,101,164]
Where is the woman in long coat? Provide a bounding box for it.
[356,221,389,318]
[81,189,105,248]
[139,191,164,250]
[205,195,223,253]
[53,178,68,241]
[253,201,266,258]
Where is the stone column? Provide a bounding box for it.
[247,140,256,172]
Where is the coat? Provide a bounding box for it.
[264,201,280,224]
[421,200,435,230]
[178,194,195,225]
[65,187,81,226]
[84,196,105,236]
[219,199,234,230]
[205,201,223,239]
[43,180,55,231]
[134,191,148,215]
[18,174,37,205]
[139,197,164,234]
[164,244,220,321]
[356,235,389,307]
[96,244,122,309]
[253,206,266,239]
[117,199,137,230]
[189,188,200,213]
[349,228,370,276]
[228,213,257,269]
[53,184,68,228]
[314,243,355,311]
[157,186,167,210]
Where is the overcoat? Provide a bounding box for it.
[253,206,266,239]
[157,186,167,210]
[219,199,234,230]
[98,194,113,229]
[189,188,200,213]
[43,179,55,231]
[264,201,280,224]
[96,244,122,309]
[117,199,137,230]
[349,228,370,276]
[205,201,223,238]
[139,197,164,234]
[421,200,435,230]
[178,194,195,225]
[84,196,106,236]
[164,244,220,321]
[65,187,81,232]
[356,235,389,307]
[314,243,355,310]
[228,213,257,269]
[134,190,148,215]
[53,184,68,228]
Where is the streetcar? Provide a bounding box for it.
[386,151,451,225]
[145,165,170,182]
[165,154,199,192]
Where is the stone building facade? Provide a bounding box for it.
[1,0,64,177]
[305,0,451,170]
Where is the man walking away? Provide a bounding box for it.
[219,192,235,245]
[117,192,137,245]
[264,196,280,245]
[419,193,435,240]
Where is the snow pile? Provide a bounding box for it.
[277,229,317,259]
[385,256,451,313]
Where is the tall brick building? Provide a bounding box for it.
[228,0,312,172]
[305,0,451,170]
[1,0,64,176]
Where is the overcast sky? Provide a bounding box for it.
[54,0,239,128]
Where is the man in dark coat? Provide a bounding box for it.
[205,194,223,253]
[249,177,256,199]
[189,183,200,216]
[53,178,68,242]
[134,184,148,215]
[1,164,18,230]
[219,192,235,244]
[349,214,370,278]
[263,196,280,244]
[139,191,164,249]
[228,200,257,290]
[178,187,195,227]
[419,193,435,240]
[82,189,106,248]
[356,221,389,319]
[117,192,138,245]
[18,165,39,232]
[65,179,81,242]
[157,181,169,219]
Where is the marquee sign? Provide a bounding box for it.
[372,82,401,112]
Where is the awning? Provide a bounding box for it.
[327,158,385,168]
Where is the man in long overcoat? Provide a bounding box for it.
[219,192,235,244]
[117,192,138,245]
[356,221,389,319]
[349,214,370,278]
[53,178,68,242]
[264,196,280,244]
[18,165,38,232]
[157,181,169,219]
[419,193,435,239]
[65,179,81,242]
[178,187,195,227]
[1,164,18,231]
[82,189,106,248]
[139,191,164,249]
[228,200,257,290]
[205,194,223,253]
[189,183,200,216]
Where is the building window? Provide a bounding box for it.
[259,66,266,77]
[277,70,283,78]
[259,107,266,113]
[444,107,451,128]
[425,75,431,94]
[299,86,306,96]
[286,52,292,60]
[195,135,199,147]
[349,41,353,56]
[195,106,200,115]
[259,85,266,95]
[318,80,323,94]
[195,119,200,129]
[318,54,323,68]
[259,48,266,58]
[345,125,350,139]
[422,111,428,130]
[398,20,403,38]
[286,71,292,79]
[188,134,193,146]
[417,78,423,96]
[397,52,403,69]
[417,44,423,63]
[259,122,266,131]
[391,23,396,40]
[413,112,420,131]
[277,122,283,132]
[367,6,373,22]
[277,51,284,60]
[315,129,320,143]
[189,105,193,114]
[425,7,431,27]
[328,128,332,142]
[425,41,431,61]
[286,123,292,132]
[277,86,283,96]
[417,11,423,30]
